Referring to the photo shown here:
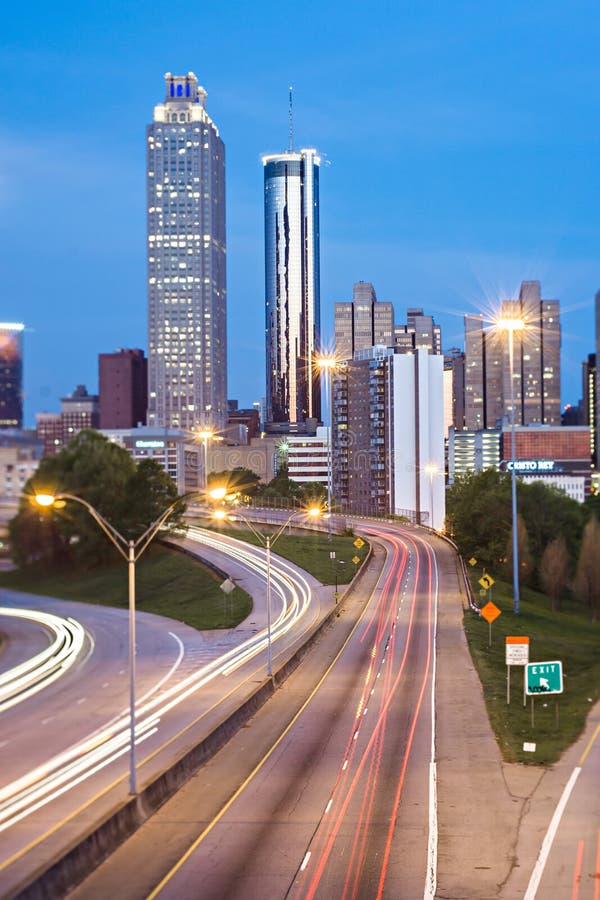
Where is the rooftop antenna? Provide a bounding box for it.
[289,85,294,152]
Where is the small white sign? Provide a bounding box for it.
[523,742,536,753]
[506,644,529,666]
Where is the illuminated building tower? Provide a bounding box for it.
[263,147,321,427]
[0,323,24,429]
[334,282,394,361]
[147,72,227,432]
[464,281,561,429]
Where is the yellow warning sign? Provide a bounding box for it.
[352,555,361,565]
[478,573,495,591]
[469,557,477,567]
[353,538,365,549]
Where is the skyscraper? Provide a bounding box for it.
[147,72,226,432]
[464,281,561,429]
[99,348,148,429]
[263,148,321,427]
[0,323,24,430]
[334,282,394,361]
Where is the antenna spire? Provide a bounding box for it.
[289,85,294,152]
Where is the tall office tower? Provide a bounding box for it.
[334,282,394,361]
[263,147,321,427]
[0,323,24,429]
[332,346,445,527]
[394,308,442,355]
[464,281,561,429]
[584,353,597,467]
[444,347,465,431]
[147,72,227,432]
[595,290,600,466]
[99,349,148,429]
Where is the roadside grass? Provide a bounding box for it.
[198,520,369,585]
[0,545,252,630]
[464,576,600,765]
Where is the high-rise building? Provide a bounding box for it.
[147,72,227,432]
[332,346,445,527]
[263,148,321,427]
[99,349,148,429]
[583,353,597,467]
[334,282,394,361]
[0,323,24,430]
[464,281,561,429]
[61,385,99,444]
[394,308,441,355]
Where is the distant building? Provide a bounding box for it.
[147,72,227,432]
[582,353,596,467]
[286,427,329,486]
[500,425,591,503]
[0,323,24,430]
[447,428,501,483]
[226,407,260,442]
[444,348,465,431]
[0,431,43,541]
[100,427,200,494]
[99,349,147,429]
[394,308,441,355]
[334,282,394,361]
[464,281,561,429]
[263,148,321,428]
[36,385,99,456]
[332,346,445,528]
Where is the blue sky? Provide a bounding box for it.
[2,0,598,426]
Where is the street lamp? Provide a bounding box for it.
[197,429,216,490]
[497,315,525,614]
[213,505,321,676]
[315,355,337,542]
[34,485,226,794]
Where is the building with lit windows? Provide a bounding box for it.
[500,425,590,503]
[147,72,227,432]
[464,281,561,430]
[447,428,501,482]
[100,427,200,494]
[334,282,394,362]
[263,148,321,428]
[0,323,24,430]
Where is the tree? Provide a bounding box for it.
[505,514,533,585]
[573,517,600,621]
[10,430,180,569]
[298,481,327,505]
[539,536,569,612]
[255,463,301,503]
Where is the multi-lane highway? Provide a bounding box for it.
[0,528,331,897]
[70,522,440,899]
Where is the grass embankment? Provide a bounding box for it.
[0,545,252,631]
[464,576,600,765]
[203,522,369,585]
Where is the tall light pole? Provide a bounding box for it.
[316,355,336,542]
[214,506,321,676]
[497,316,525,614]
[197,429,215,490]
[35,486,226,794]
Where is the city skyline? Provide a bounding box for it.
[2,2,598,426]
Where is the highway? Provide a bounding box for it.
[70,523,440,899]
[0,528,330,897]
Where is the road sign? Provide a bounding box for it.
[526,661,563,695]
[352,555,361,565]
[505,636,530,666]
[353,538,365,549]
[480,601,501,623]
[479,573,495,591]
[469,557,478,567]
[220,578,236,595]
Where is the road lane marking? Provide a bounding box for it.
[300,851,311,871]
[424,536,440,900]
[571,840,584,900]
[325,799,333,814]
[578,723,600,767]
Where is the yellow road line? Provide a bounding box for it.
[578,722,600,768]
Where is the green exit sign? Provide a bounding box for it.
[526,661,563,696]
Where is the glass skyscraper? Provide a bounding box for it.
[263,149,321,427]
[147,72,226,432]
[0,323,24,429]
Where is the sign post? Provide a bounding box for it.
[505,636,530,705]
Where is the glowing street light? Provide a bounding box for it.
[34,486,226,794]
[496,315,525,614]
[214,505,321,676]
[315,355,338,542]
[196,429,216,491]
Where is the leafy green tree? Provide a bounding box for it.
[539,536,569,612]
[505,514,533,585]
[299,481,327,505]
[10,430,180,569]
[446,469,512,567]
[518,480,583,570]
[574,517,600,622]
[256,463,301,503]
